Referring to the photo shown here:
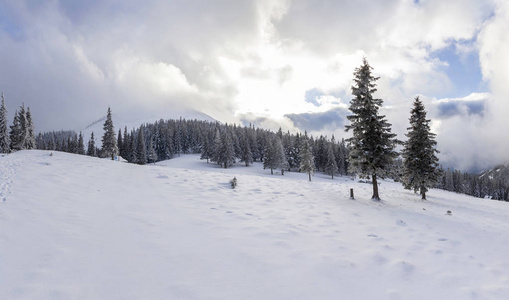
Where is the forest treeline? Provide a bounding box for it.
[3,58,509,201]
[33,116,509,201]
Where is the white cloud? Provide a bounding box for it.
[1,0,507,171]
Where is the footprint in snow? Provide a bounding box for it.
[367,234,378,238]
[438,238,448,242]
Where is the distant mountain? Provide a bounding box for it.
[479,163,509,186]
[78,108,216,142]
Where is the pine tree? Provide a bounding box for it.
[87,132,97,157]
[263,134,287,174]
[299,133,315,181]
[212,127,236,168]
[324,142,338,179]
[9,106,27,151]
[117,129,123,158]
[101,107,118,159]
[136,127,147,165]
[77,132,85,155]
[401,96,441,200]
[345,58,399,200]
[238,128,253,166]
[25,107,35,149]
[147,137,158,164]
[200,127,214,163]
[0,94,10,153]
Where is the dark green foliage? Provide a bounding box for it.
[263,134,288,174]
[87,132,97,157]
[101,107,118,159]
[345,58,399,200]
[136,127,147,165]
[401,96,441,200]
[299,133,315,181]
[0,94,10,153]
[324,142,338,179]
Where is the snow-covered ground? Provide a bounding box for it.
[2,150,509,299]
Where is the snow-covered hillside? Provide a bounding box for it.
[1,151,509,299]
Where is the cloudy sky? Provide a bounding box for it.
[1,0,508,171]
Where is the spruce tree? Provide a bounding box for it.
[77,132,85,155]
[263,135,287,174]
[401,96,441,200]
[345,58,399,200]
[0,94,10,153]
[324,142,338,179]
[212,127,236,168]
[117,129,123,158]
[147,137,157,164]
[9,109,21,150]
[136,128,147,165]
[25,107,35,149]
[299,133,315,181]
[239,128,253,166]
[101,107,118,159]
[87,132,97,157]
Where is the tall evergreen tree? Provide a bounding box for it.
[117,129,123,158]
[263,135,287,174]
[25,107,35,149]
[212,127,236,168]
[239,128,253,166]
[77,132,85,155]
[299,133,315,181]
[0,94,10,153]
[136,127,147,165]
[101,107,118,159]
[147,137,158,164]
[345,58,399,200]
[200,127,215,163]
[87,132,97,157]
[324,142,338,179]
[401,96,441,200]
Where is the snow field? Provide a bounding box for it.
[1,150,509,299]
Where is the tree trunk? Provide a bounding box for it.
[271,168,273,175]
[308,171,312,181]
[421,191,426,200]
[372,173,380,200]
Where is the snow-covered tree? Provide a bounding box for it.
[77,132,85,155]
[401,96,441,200]
[238,127,253,166]
[0,94,10,153]
[345,58,399,200]
[299,133,315,181]
[200,126,215,163]
[213,127,236,168]
[9,109,20,150]
[117,129,123,157]
[25,107,35,149]
[101,107,118,159]
[87,132,97,157]
[324,142,338,179]
[136,127,147,165]
[9,104,32,151]
[147,137,158,164]
[263,134,287,174]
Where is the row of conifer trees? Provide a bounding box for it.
[0,94,36,153]
[12,57,509,201]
